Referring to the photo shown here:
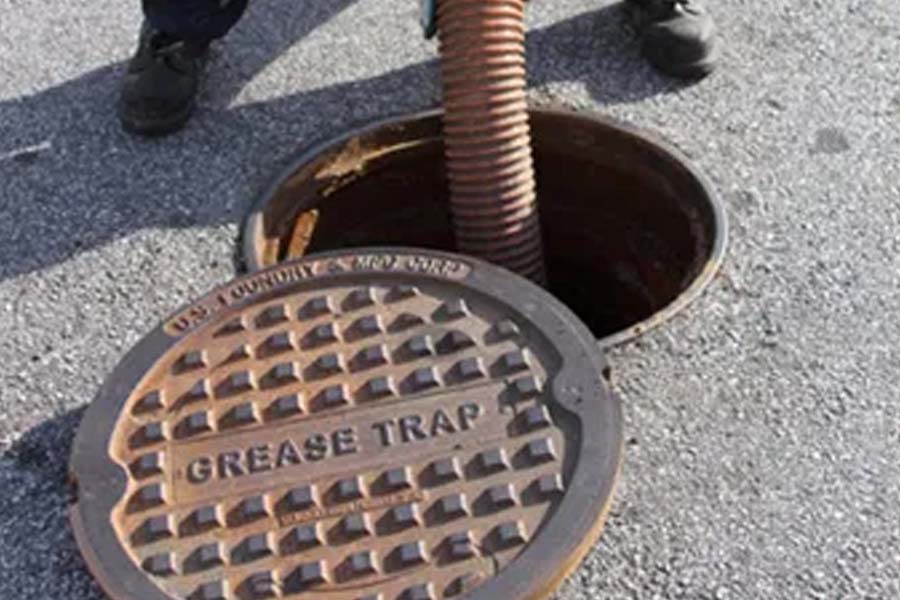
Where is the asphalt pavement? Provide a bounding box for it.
[1,0,899,598]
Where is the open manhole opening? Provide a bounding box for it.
[70,248,622,600]
[243,109,727,346]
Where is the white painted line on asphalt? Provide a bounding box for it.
[0,140,52,163]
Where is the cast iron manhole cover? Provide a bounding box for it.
[70,248,622,600]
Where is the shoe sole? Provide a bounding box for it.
[644,35,720,80]
[119,98,196,137]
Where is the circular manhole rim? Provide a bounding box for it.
[240,107,728,348]
[69,247,623,600]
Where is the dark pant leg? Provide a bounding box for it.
[143,0,249,42]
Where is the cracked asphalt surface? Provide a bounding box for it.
[1,0,899,598]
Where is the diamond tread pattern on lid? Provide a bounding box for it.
[109,265,569,599]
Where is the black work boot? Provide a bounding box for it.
[625,0,719,79]
[119,23,209,136]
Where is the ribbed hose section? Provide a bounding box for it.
[437,0,546,284]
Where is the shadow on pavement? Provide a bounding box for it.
[0,406,105,598]
[0,1,685,284]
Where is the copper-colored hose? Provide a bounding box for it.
[437,0,546,283]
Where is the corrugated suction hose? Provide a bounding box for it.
[437,0,546,284]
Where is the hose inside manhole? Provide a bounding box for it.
[436,0,547,284]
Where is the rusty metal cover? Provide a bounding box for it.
[70,248,622,600]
